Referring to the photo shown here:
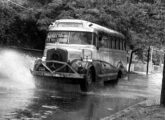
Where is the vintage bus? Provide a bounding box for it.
[31,19,127,92]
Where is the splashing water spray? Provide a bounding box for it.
[0,49,36,89]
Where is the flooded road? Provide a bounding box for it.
[0,49,162,120]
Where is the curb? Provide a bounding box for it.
[101,97,160,120]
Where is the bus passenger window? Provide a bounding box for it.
[120,40,123,50]
[123,41,126,50]
[116,39,119,49]
[100,37,106,48]
[108,40,111,49]
[103,37,109,48]
[109,36,112,49]
[93,34,97,46]
[98,36,101,48]
[112,39,115,49]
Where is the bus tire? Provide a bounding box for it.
[114,76,119,84]
[118,70,122,79]
[113,71,121,84]
[80,69,93,92]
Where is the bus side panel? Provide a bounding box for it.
[97,48,127,72]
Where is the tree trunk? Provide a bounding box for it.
[146,46,150,75]
[128,50,133,73]
[128,49,140,73]
[160,53,165,106]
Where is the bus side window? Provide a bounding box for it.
[104,37,109,48]
[112,38,115,49]
[98,36,101,48]
[100,36,107,48]
[108,38,111,49]
[116,38,119,50]
[97,35,103,48]
[123,41,126,50]
[109,35,112,49]
[93,34,98,46]
[120,39,123,50]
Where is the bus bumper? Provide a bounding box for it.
[31,70,85,79]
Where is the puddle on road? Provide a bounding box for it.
[0,82,146,120]
[28,90,145,120]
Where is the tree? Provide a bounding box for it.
[0,2,17,45]
[1,0,165,51]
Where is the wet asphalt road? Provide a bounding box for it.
[0,49,162,120]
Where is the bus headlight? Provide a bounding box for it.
[35,58,42,64]
[41,57,46,61]
[34,58,42,70]
[75,61,82,67]
[82,49,92,61]
[71,60,84,73]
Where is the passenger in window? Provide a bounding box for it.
[99,36,106,48]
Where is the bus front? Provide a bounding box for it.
[31,20,97,91]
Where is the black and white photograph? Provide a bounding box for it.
[0,0,165,120]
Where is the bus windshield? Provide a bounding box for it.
[46,31,92,45]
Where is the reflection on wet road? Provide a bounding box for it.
[0,49,162,120]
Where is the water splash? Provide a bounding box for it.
[0,49,35,89]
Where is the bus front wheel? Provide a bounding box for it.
[118,70,122,79]
[80,69,93,92]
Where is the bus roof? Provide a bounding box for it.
[49,19,125,38]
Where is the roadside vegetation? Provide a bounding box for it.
[0,0,165,53]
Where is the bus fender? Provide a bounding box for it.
[70,60,99,82]
[85,62,97,82]
[78,61,97,82]
[70,60,93,74]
